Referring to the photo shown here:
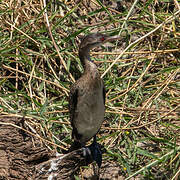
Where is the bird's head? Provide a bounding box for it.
[79,33,109,51]
[78,33,119,62]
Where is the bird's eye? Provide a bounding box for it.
[100,37,105,41]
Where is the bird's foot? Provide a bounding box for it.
[82,146,101,178]
[87,141,102,168]
[82,146,91,157]
[81,146,94,167]
[81,143,102,168]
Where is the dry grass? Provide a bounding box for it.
[0,0,180,179]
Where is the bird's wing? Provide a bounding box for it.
[68,83,78,124]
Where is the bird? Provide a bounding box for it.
[68,33,117,167]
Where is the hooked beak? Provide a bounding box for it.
[104,35,121,43]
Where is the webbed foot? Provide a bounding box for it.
[87,136,102,168]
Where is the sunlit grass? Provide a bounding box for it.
[0,0,179,179]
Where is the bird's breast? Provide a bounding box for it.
[73,82,105,143]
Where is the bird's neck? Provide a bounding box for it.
[79,49,99,77]
[79,48,91,64]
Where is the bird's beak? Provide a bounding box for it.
[104,35,120,43]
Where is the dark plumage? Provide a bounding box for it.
[68,33,116,167]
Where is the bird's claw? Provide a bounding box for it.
[81,143,102,168]
[88,142,102,168]
[82,147,91,157]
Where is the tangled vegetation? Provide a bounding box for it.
[0,0,179,179]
